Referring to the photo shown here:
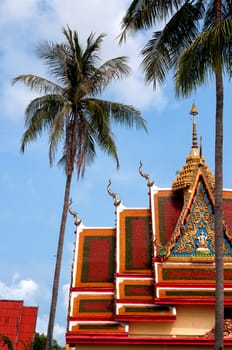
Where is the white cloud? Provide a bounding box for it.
[0,275,38,305]
[0,0,38,24]
[0,0,168,123]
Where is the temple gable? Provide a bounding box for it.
[169,176,215,259]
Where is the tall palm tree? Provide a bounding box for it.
[12,26,147,350]
[175,13,232,349]
[120,1,232,349]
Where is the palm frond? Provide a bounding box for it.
[21,94,66,152]
[176,17,232,96]
[79,33,106,91]
[72,112,96,177]
[85,98,147,131]
[36,41,68,86]
[83,110,119,170]
[48,103,69,166]
[94,129,119,169]
[82,32,105,67]
[141,0,204,87]
[204,0,217,29]
[63,26,76,56]
[120,0,187,43]
[62,27,82,90]
[77,129,96,177]
[87,56,130,95]
[12,75,63,95]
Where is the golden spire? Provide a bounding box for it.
[172,103,215,194]
[190,102,198,150]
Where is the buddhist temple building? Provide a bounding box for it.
[0,300,38,350]
[66,105,232,349]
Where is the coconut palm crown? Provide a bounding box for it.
[14,26,146,177]
[120,0,232,89]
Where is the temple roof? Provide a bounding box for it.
[66,103,232,347]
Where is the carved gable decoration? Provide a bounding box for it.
[164,174,232,261]
[170,179,215,258]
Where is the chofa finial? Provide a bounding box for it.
[138,161,154,187]
[68,198,82,226]
[107,179,121,206]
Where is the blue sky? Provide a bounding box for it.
[1,0,232,346]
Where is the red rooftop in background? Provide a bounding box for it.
[0,300,38,350]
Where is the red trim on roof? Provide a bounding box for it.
[115,299,156,304]
[114,315,176,322]
[155,298,232,305]
[115,273,153,278]
[69,316,114,321]
[70,287,114,293]
[66,333,232,346]
[156,282,217,288]
[154,297,216,305]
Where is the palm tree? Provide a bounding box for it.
[12,26,147,350]
[175,14,232,349]
[120,2,232,349]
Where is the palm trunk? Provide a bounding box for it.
[214,67,224,349]
[45,173,73,350]
[214,0,224,348]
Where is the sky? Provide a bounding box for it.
[1,0,232,346]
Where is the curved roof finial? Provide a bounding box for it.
[68,198,82,226]
[107,179,121,206]
[138,161,154,187]
[190,102,198,149]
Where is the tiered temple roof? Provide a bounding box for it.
[66,105,232,348]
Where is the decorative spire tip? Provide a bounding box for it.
[190,102,198,116]
[189,102,198,149]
